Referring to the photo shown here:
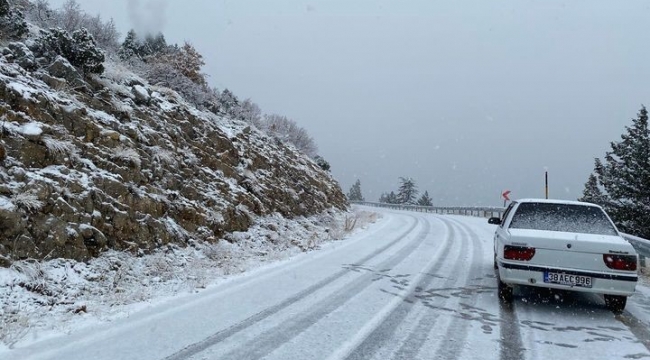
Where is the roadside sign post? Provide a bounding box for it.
[502,190,511,207]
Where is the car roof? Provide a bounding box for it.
[515,198,602,208]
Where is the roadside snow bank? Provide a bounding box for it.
[0,207,379,349]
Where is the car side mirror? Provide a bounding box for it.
[488,217,502,225]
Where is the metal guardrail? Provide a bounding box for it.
[623,234,650,260]
[350,201,505,219]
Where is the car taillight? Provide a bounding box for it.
[504,245,536,261]
[603,254,637,271]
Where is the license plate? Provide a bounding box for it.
[543,272,592,288]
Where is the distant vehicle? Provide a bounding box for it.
[488,199,638,313]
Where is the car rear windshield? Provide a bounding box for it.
[509,203,618,235]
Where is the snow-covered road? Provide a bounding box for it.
[6,207,650,360]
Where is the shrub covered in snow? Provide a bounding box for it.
[12,192,43,213]
[0,0,28,40]
[111,146,141,167]
[314,155,331,172]
[24,0,119,52]
[144,62,213,108]
[42,136,76,158]
[262,114,318,158]
[150,146,176,166]
[31,27,105,75]
[70,28,104,74]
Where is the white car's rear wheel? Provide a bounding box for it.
[604,294,627,314]
[497,276,513,303]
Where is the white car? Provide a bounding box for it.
[489,199,638,313]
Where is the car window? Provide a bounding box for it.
[500,202,516,228]
[508,203,618,235]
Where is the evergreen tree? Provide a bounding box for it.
[379,191,398,204]
[578,172,607,206]
[386,191,399,204]
[71,28,105,74]
[143,32,167,56]
[31,27,105,74]
[417,191,433,206]
[314,155,330,172]
[593,106,650,239]
[347,179,364,201]
[397,177,418,205]
[119,29,140,61]
[219,88,240,116]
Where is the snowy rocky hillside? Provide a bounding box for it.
[0,34,347,266]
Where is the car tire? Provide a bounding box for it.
[498,276,513,303]
[493,253,498,270]
[604,294,627,314]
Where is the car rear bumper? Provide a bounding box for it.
[497,260,637,296]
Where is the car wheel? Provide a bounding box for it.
[493,253,498,270]
[604,294,627,314]
[498,276,513,303]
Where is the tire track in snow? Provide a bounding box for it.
[497,261,525,359]
[341,217,459,360]
[216,217,433,360]
[451,216,525,360]
[498,301,524,360]
[425,218,485,360]
[617,312,650,353]
[163,215,424,360]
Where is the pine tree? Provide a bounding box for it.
[314,155,330,172]
[386,191,399,204]
[578,172,607,206]
[417,191,433,206]
[119,29,140,61]
[397,177,418,205]
[347,180,364,201]
[593,106,650,239]
[143,32,167,56]
[219,89,240,116]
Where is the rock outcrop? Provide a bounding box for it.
[0,48,347,265]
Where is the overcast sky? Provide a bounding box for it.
[50,0,650,206]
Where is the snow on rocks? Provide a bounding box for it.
[0,19,349,350]
[0,196,15,211]
[131,84,150,105]
[17,122,41,137]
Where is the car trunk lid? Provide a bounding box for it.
[507,229,636,255]
[506,229,638,273]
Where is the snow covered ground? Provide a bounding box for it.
[3,206,650,360]
[0,207,377,352]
